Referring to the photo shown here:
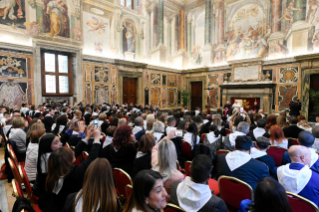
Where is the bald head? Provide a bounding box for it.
[288,146,311,166]
[258,109,264,114]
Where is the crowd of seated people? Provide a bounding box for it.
[2,101,319,212]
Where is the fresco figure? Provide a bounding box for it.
[283,2,302,27]
[123,20,136,52]
[0,0,23,20]
[43,0,70,37]
[307,0,318,24]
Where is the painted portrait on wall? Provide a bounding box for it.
[43,0,70,37]
[122,19,136,53]
[83,11,110,56]
[0,0,26,28]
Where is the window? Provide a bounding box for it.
[120,0,134,9]
[41,51,73,96]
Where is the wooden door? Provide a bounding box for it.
[191,81,202,111]
[123,77,138,105]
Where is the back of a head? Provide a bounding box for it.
[78,158,118,212]
[269,125,285,143]
[167,117,176,126]
[253,113,262,122]
[298,131,315,147]
[194,115,203,124]
[176,120,186,130]
[187,122,197,134]
[312,125,319,139]
[135,117,143,126]
[256,136,270,150]
[12,117,25,128]
[237,121,249,134]
[113,125,132,149]
[289,116,298,125]
[146,118,155,131]
[288,145,310,163]
[257,119,266,128]
[106,126,117,137]
[191,155,212,183]
[253,177,292,212]
[139,133,156,153]
[153,121,165,133]
[297,115,306,122]
[158,139,177,177]
[234,116,244,126]
[235,136,252,151]
[118,118,127,126]
[124,170,163,212]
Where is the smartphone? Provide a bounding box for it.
[73,121,78,127]
[94,119,99,129]
[175,130,183,137]
[240,107,244,113]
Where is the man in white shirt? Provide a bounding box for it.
[195,107,201,116]
[166,117,176,135]
[224,121,250,151]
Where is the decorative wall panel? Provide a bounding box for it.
[151,73,161,85]
[207,88,218,107]
[168,88,177,106]
[94,66,109,83]
[0,56,28,78]
[278,85,298,111]
[0,82,27,108]
[208,74,218,87]
[279,67,299,83]
[94,85,109,104]
[150,87,161,106]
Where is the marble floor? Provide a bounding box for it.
[0,147,14,212]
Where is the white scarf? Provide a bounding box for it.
[53,177,64,194]
[309,148,319,167]
[195,110,200,116]
[153,132,164,143]
[206,132,220,144]
[102,136,113,148]
[226,150,251,171]
[45,113,53,118]
[41,153,51,173]
[166,126,176,135]
[136,151,147,159]
[132,126,143,135]
[51,124,65,134]
[253,128,266,140]
[177,177,212,212]
[249,147,267,159]
[277,163,312,194]
[229,131,246,146]
[75,190,100,212]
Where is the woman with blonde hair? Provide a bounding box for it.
[277,115,288,129]
[10,117,27,160]
[62,158,120,212]
[146,118,155,134]
[26,121,45,146]
[118,118,127,126]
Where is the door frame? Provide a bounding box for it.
[186,76,206,111]
[118,71,143,105]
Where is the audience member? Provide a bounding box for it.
[239,177,292,212]
[298,120,312,132]
[102,126,117,148]
[277,115,289,129]
[118,117,127,126]
[134,133,156,176]
[123,170,167,212]
[10,117,27,160]
[269,125,288,149]
[146,118,155,134]
[277,145,319,206]
[264,115,277,137]
[83,107,92,126]
[312,125,319,151]
[43,109,55,133]
[216,136,269,190]
[101,125,136,177]
[247,119,266,141]
[224,121,250,151]
[52,115,67,136]
[152,121,165,143]
[170,155,227,212]
[183,122,200,149]
[283,116,304,140]
[166,117,177,135]
[132,117,145,141]
[204,124,222,155]
[62,158,120,212]
[289,99,301,116]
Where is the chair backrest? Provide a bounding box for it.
[288,138,299,146]
[8,157,22,184]
[12,179,24,198]
[267,145,288,166]
[113,168,133,201]
[287,191,319,212]
[18,165,38,204]
[184,161,192,177]
[101,132,106,143]
[225,128,231,135]
[218,175,254,210]
[217,149,231,156]
[82,151,88,160]
[201,133,207,144]
[125,184,133,200]
[165,203,185,212]
[8,146,19,168]
[253,142,258,148]
[64,142,70,148]
[181,141,192,160]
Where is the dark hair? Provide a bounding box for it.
[256,119,266,128]
[138,133,156,153]
[177,120,187,130]
[298,131,315,147]
[234,116,244,127]
[289,116,298,125]
[124,170,163,212]
[191,155,212,183]
[209,124,220,137]
[194,115,203,124]
[235,136,252,151]
[112,125,132,150]
[37,133,57,175]
[248,177,292,212]
[106,126,117,137]
[53,115,67,135]
[256,136,270,150]
[110,117,118,127]
[187,122,198,146]
[167,117,176,126]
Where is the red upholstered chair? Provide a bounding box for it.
[225,128,231,135]
[218,175,254,212]
[82,151,88,160]
[181,141,192,160]
[288,138,299,146]
[8,157,23,186]
[184,161,191,177]
[113,168,133,201]
[9,146,25,167]
[287,191,319,212]
[101,132,106,144]
[267,146,288,166]
[201,133,207,144]
[19,164,39,204]
[108,117,112,122]
[253,142,258,148]
[165,203,185,212]
[125,184,133,200]
[64,142,70,148]
[217,149,231,156]
[12,178,24,198]
[208,178,220,196]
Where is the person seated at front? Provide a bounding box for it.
[166,117,177,135]
[170,155,227,212]
[283,116,304,140]
[132,117,145,141]
[223,121,250,151]
[247,119,266,141]
[269,125,288,149]
[183,122,200,149]
[250,136,277,177]
[277,145,319,206]
[281,131,319,175]
[216,136,269,190]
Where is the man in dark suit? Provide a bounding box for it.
[283,116,304,146]
[289,99,301,116]
[83,107,92,126]
[216,135,269,190]
[42,108,55,133]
